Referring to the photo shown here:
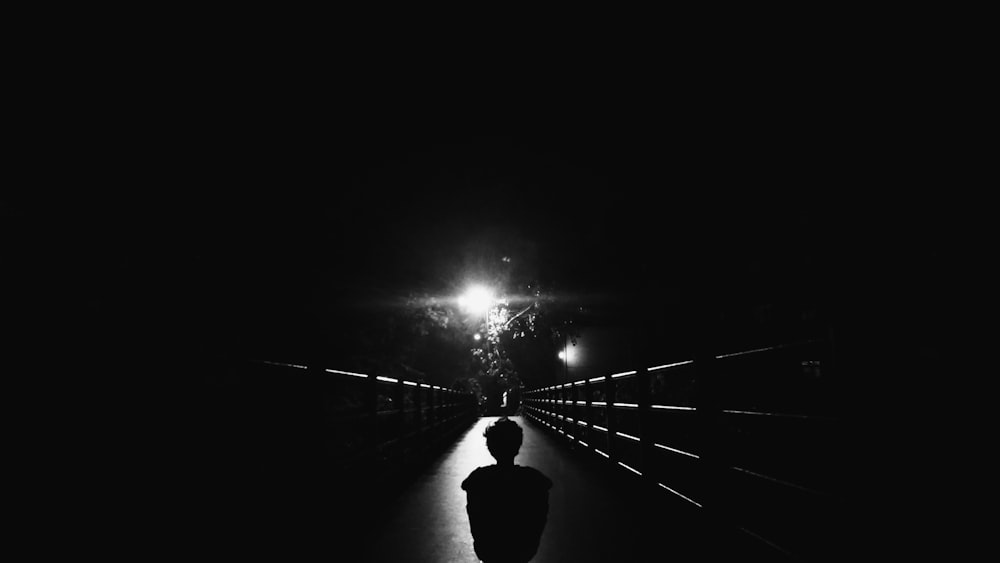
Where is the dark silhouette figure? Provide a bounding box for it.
[461,418,553,563]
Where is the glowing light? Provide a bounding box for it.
[458,285,495,315]
[558,345,579,364]
[473,333,482,341]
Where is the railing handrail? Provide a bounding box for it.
[524,338,826,394]
[249,358,474,395]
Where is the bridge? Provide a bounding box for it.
[170,335,853,562]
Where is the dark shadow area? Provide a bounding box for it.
[129,355,478,560]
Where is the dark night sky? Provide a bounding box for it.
[8,78,956,382]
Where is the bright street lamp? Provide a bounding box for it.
[558,333,578,383]
[458,285,495,315]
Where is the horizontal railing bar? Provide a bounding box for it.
[653,442,700,459]
[651,404,696,411]
[592,424,609,432]
[715,345,785,360]
[715,338,825,360]
[618,461,642,476]
[656,482,703,508]
[592,401,607,406]
[594,449,610,459]
[325,368,368,378]
[647,360,694,372]
[615,431,640,442]
[721,409,838,421]
[524,340,827,393]
[256,361,474,396]
[611,402,639,409]
[736,527,795,559]
[259,360,309,370]
[730,466,827,496]
[610,370,637,379]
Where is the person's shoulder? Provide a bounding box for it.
[516,466,553,490]
[461,465,492,491]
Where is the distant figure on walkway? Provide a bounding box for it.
[461,418,553,563]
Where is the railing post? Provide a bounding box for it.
[694,333,724,526]
[415,383,424,452]
[560,385,568,438]
[570,382,579,444]
[637,365,653,484]
[551,388,558,432]
[430,386,439,445]
[584,379,593,448]
[366,373,378,464]
[396,378,406,459]
[605,374,617,463]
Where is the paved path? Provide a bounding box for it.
[360,415,707,562]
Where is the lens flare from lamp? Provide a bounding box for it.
[458,285,495,315]
[558,346,578,364]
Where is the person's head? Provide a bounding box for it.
[484,417,523,464]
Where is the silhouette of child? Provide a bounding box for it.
[461,417,553,563]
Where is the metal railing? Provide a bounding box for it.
[523,338,845,561]
[245,359,479,477]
